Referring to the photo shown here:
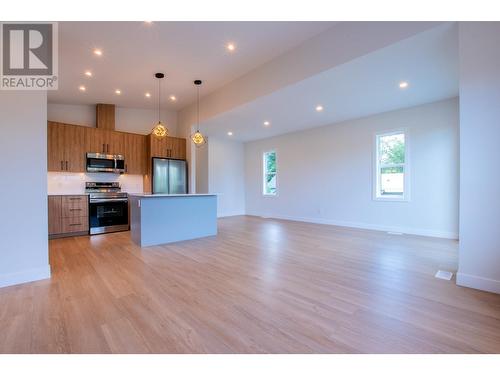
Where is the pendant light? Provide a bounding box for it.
[151,72,168,138]
[190,79,206,147]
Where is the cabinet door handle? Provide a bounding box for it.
[65,161,68,170]
[107,144,110,153]
[69,208,82,211]
[69,198,82,201]
[102,143,105,153]
[69,223,81,226]
[61,161,64,170]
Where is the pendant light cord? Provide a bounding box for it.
[197,85,200,132]
[158,77,161,123]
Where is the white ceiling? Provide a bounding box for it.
[48,21,334,110]
[201,23,459,142]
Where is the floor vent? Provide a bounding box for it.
[435,270,453,281]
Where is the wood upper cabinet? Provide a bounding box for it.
[124,133,146,175]
[65,124,86,172]
[148,134,186,160]
[167,137,186,160]
[47,122,65,172]
[47,122,86,172]
[47,121,182,177]
[110,131,126,155]
[85,128,127,155]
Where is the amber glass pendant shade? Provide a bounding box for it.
[152,121,168,138]
[191,130,206,147]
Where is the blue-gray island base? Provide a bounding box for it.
[129,194,217,247]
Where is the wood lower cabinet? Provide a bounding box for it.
[48,196,63,235]
[48,195,89,238]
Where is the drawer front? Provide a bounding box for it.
[62,196,88,218]
[62,216,89,233]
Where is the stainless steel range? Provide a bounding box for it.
[86,182,129,235]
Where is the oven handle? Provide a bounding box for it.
[90,198,129,203]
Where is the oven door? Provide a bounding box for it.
[89,199,129,234]
[87,154,116,173]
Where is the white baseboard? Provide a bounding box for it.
[218,211,246,218]
[456,272,500,294]
[249,212,458,239]
[0,265,51,289]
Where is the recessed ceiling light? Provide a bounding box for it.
[115,89,121,95]
[263,121,270,126]
[315,105,324,112]
[226,43,236,52]
[144,21,153,24]
[93,49,102,56]
[84,71,92,77]
[399,81,409,89]
[79,85,86,92]
[227,131,233,136]
[169,95,177,101]
[145,92,151,98]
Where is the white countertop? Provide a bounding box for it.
[129,193,217,198]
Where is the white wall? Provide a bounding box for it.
[177,22,443,194]
[48,102,178,136]
[0,91,51,288]
[245,98,459,239]
[195,141,209,194]
[207,138,246,217]
[457,22,500,294]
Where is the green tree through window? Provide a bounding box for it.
[376,132,406,198]
[263,151,277,195]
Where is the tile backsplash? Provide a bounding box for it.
[48,172,143,195]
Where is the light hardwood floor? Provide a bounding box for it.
[1,216,500,353]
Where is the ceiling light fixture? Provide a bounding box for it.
[399,81,409,89]
[315,105,324,112]
[169,95,177,102]
[79,85,86,91]
[84,71,92,77]
[115,89,121,95]
[93,49,102,56]
[227,131,233,136]
[190,80,207,147]
[263,121,270,126]
[145,92,151,98]
[226,43,236,52]
[151,73,168,138]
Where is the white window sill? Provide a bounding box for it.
[373,196,409,202]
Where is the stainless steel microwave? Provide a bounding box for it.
[86,153,125,173]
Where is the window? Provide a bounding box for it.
[263,150,277,196]
[374,130,409,201]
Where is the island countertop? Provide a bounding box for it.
[129,193,217,198]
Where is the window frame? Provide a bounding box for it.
[262,150,278,197]
[373,129,410,202]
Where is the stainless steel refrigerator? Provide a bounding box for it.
[152,157,188,194]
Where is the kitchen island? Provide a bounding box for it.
[129,194,217,247]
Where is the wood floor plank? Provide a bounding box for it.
[0,216,500,353]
